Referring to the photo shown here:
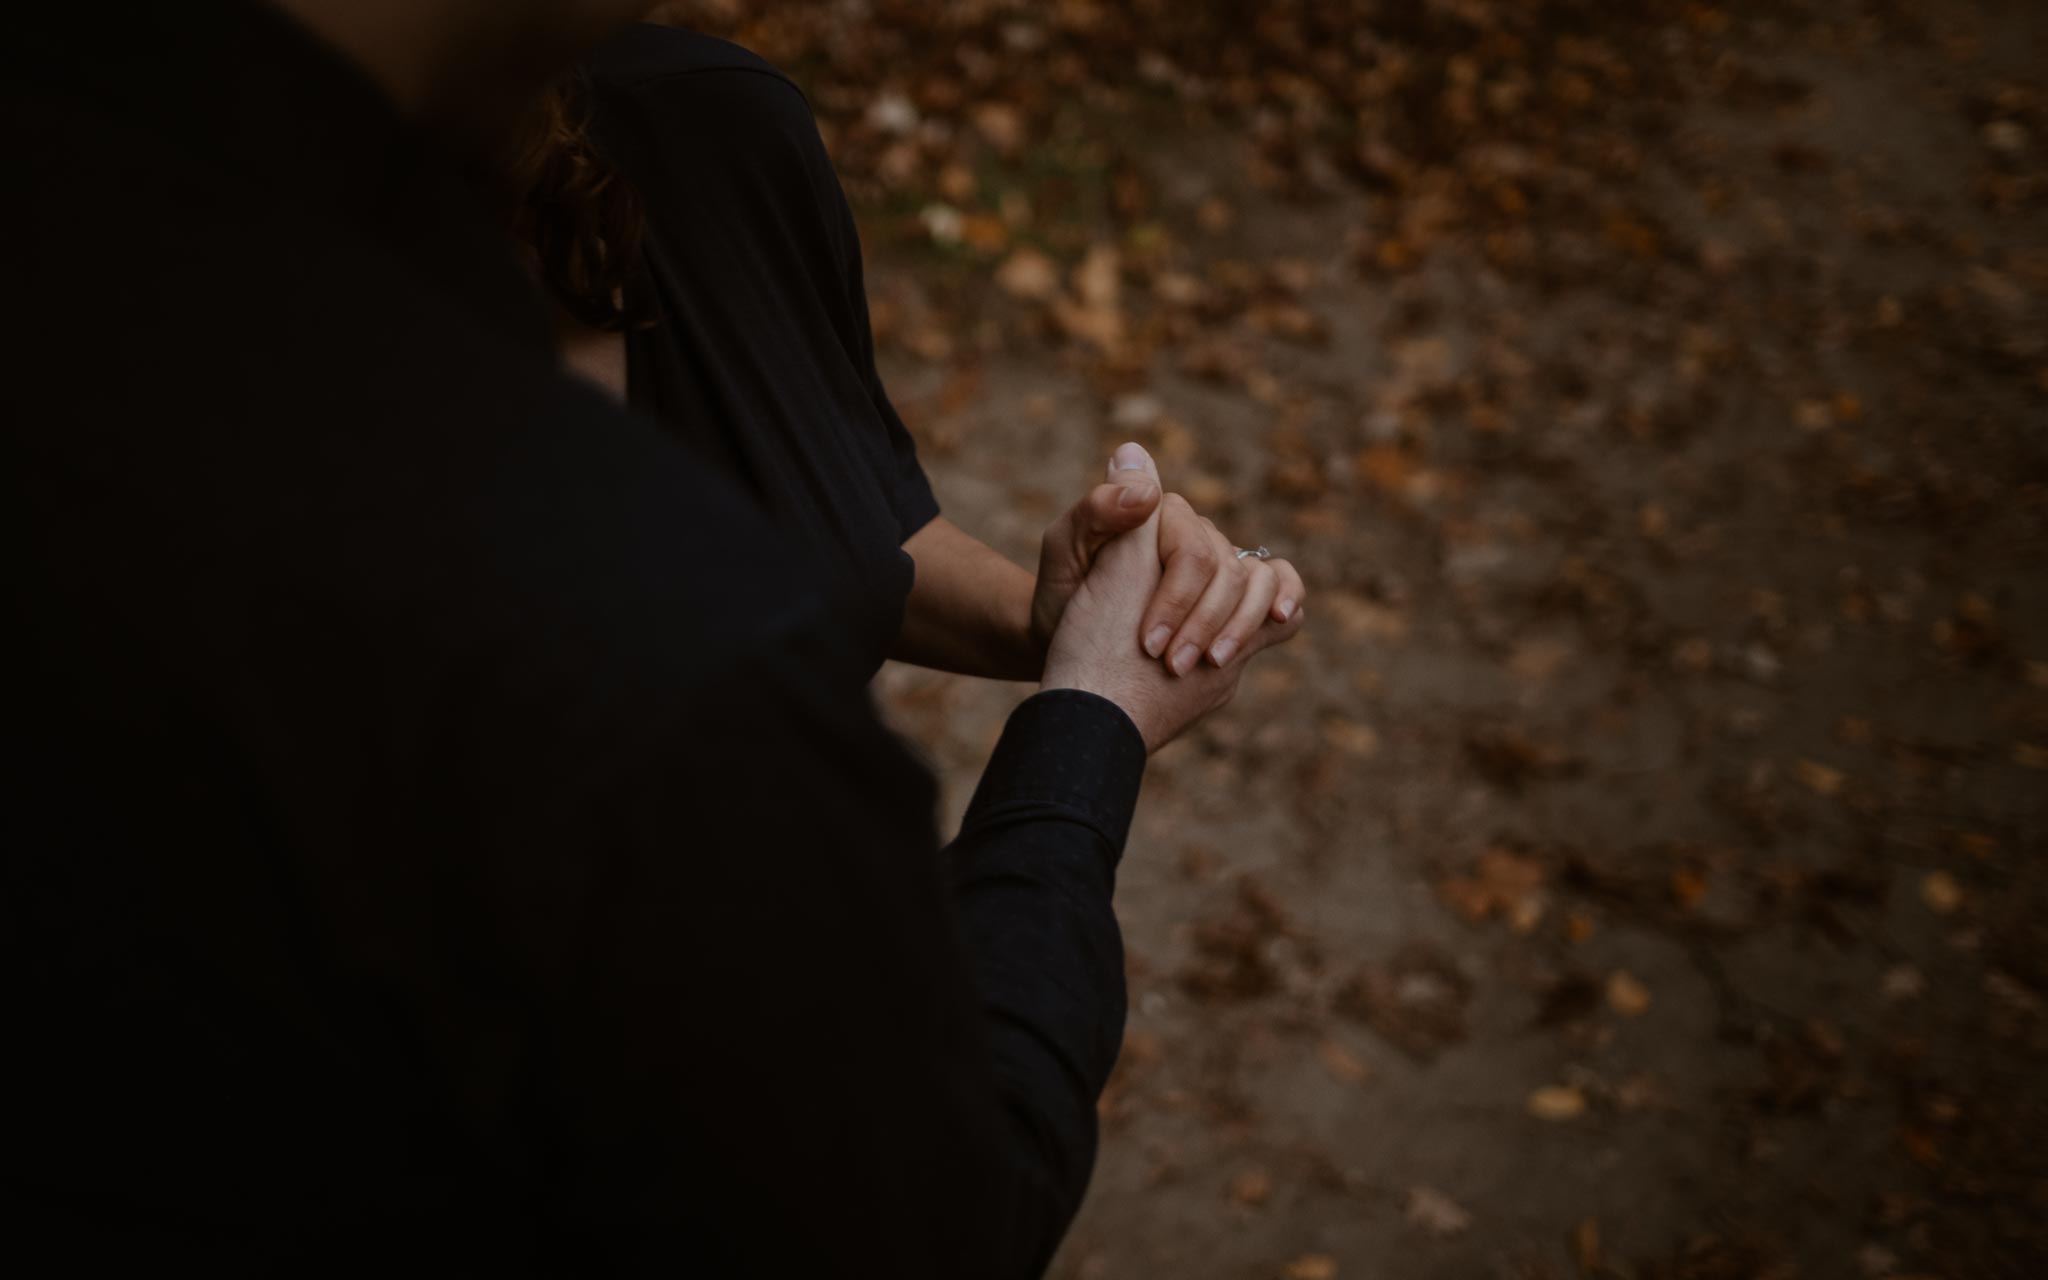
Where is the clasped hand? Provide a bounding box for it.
[1038,443,1307,751]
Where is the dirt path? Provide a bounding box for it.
[672,2,2048,1274]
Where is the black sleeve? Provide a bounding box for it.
[545,642,1141,1277]
[732,55,943,542]
[589,25,942,542]
[823,150,943,542]
[948,691,1148,1249]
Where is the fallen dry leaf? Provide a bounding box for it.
[1607,970,1652,1017]
[1321,718,1380,758]
[935,162,976,204]
[1436,848,1547,932]
[959,213,1008,253]
[1465,725,1583,791]
[1572,1218,1602,1274]
[1671,636,1716,674]
[1528,1085,1588,1121]
[1507,635,1575,683]
[1834,716,1874,747]
[1919,870,1963,914]
[1900,1124,1942,1167]
[1794,759,1845,796]
[1177,874,1312,1004]
[1335,943,1471,1061]
[1794,398,1834,431]
[995,247,1059,301]
[918,202,963,246]
[1230,1168,1272,1207]
[1108,391,1162,430]
[1316,1038,1371,1085]
[1880,964,1926,1002]
[1952,831,1997,860]
[1403,1186,1472,1237]
[1321,592,1409,642]
[1671,867,1709,911]
[1072,243,1121,309]
[970,101,1025,155]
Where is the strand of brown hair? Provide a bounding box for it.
[509,68,655,333]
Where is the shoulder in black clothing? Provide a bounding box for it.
[580,22,942,682]
[585,22,801,95]
[582,23,829,215]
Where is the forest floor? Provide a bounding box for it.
[671,2,2048,1275]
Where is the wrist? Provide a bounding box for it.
[1023,601,1053,668]
[1039,663,1160,752]
[1008,577,1053,682]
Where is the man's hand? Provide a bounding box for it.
[1031,445,1307,676]
[1040,445,1304,752]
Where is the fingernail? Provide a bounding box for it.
[1170,643,1200,675]
[1275,598,1296,622]
[1209,637,1238,666]
[1113,441,1149,471]
[1118,480,1157,509]
[1144,624,1172,657]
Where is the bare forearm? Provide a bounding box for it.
[896,517,1043,681]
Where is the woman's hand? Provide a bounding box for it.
[1032,443,1307,676]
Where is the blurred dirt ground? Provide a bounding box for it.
[663,3,2048,1276]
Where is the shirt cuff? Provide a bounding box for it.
[961,689,1148,851]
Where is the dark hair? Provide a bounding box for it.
[509,69,654,333]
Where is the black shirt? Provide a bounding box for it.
[587,25,938,679]
[3,3,1140,1274]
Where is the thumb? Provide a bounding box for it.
[1043,442,1163,581]
[1069,441,1162,567]
[1106,440,1161,486]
